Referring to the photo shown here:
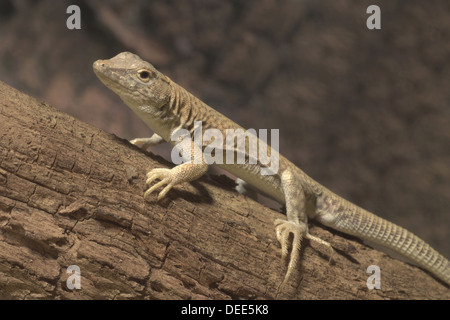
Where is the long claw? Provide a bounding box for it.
[305,233,334,263]
[145,179,168,196]
[157,183,174,201]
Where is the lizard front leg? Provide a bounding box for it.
[274,170,309,286]
[275,170,333,287]
[130,133,165,150]
[144,134,208,201]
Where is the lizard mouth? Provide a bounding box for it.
[93,60,121,86]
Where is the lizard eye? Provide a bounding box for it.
[137,69,153,82]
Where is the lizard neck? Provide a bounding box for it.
[167,79,204,136]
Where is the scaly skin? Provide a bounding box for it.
[315,189,450,285]
[93,52,449,287]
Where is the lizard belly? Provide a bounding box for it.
[216,163,285,204]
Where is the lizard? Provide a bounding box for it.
[93,52,450,287]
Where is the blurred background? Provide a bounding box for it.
[0,0,449,256]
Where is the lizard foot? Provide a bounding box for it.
[144,162,209,201]
[235,178,259,201]
[274,219,334,287]
[130,138,153,150]
[274,219,307,287]
[130,133,164,150]
[144,168,176,201]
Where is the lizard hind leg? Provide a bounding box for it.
[305,233,334,264]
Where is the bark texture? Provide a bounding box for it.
[0,81,448,299]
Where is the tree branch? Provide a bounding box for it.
[0,81,448,299]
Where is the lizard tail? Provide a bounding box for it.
[315,192,450,286]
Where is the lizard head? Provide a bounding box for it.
[93,52,171,110]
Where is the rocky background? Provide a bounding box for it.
[0,0,449,257]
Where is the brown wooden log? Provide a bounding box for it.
[0,81,448,299]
